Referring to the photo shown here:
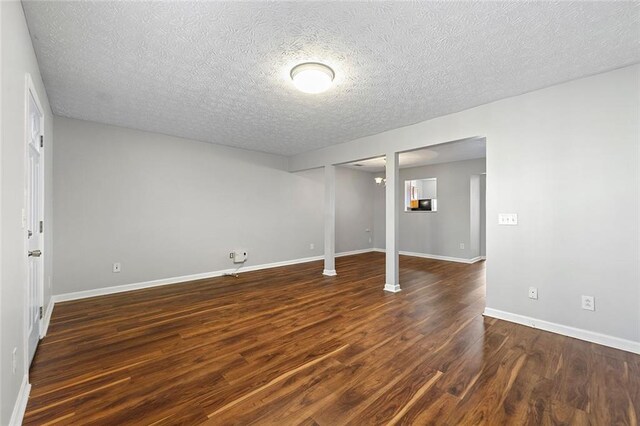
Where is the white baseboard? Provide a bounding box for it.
[335,248,375,258]
[41,297,55,337]
[483,308,640,355]
[322,269,337,276]
[53,269,239,303]
[9,375,31,426]
[52,248,376,303]
[373,248,483,264]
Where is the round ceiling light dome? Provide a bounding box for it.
[290,62,335,94]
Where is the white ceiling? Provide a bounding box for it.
[342,138,486,172]
[23,1,640,156]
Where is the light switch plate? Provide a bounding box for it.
[499,213,518,225]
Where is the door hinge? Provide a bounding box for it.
[40,135,44,148]
[39,221,43,233]
[39,306,43,320]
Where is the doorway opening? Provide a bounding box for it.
[342,137,486,263]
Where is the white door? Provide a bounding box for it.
[26,83,44,364]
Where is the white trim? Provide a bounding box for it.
[335,248,374,258]
[483,308,640,355]
[53,258,320,303]
[52,249,376,303]
[322,269,337,276]
[372,248,483,264]
[24,73,46,373]
[9,375,31,426]
[384,283,401,293]
[41,296,54,337]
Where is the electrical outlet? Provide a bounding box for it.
[112,262,121,273]
[309,243,315,250]
[459,243,465,250]
[581,295,595,311]
[12,347,17,374]
[528,287,538,300]
[229,252,234,259]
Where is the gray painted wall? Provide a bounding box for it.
[469,174,481,259]
[336,167,374,253]
[1,1,54,423]
[373,158,487,260]
[53,117,373,296]
[485,66,639,343]
[291,65,640,343]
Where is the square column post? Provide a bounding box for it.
[323,164,337,276]
[384,152,400,292]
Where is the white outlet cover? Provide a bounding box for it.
[113,262,121,273]
[528,287,538,299]
[581,295,595,311]
[232,250,248,263]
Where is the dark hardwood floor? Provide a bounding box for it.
[25,252,639,425]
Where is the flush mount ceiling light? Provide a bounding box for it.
[290,62,335,94]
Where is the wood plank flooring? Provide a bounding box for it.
[25,252,639,425]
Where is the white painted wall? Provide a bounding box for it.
[374,158,486,260]
[292,65,640,344]
[53,117,373,296]
[1,1,54,423]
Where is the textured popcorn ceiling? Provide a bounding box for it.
[23,1,640,156]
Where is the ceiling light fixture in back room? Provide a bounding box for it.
[290,62,335,94]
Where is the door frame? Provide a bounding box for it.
[23,73,45,371]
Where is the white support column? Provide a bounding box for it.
[384,151,401,292]
[323,164,337,276]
